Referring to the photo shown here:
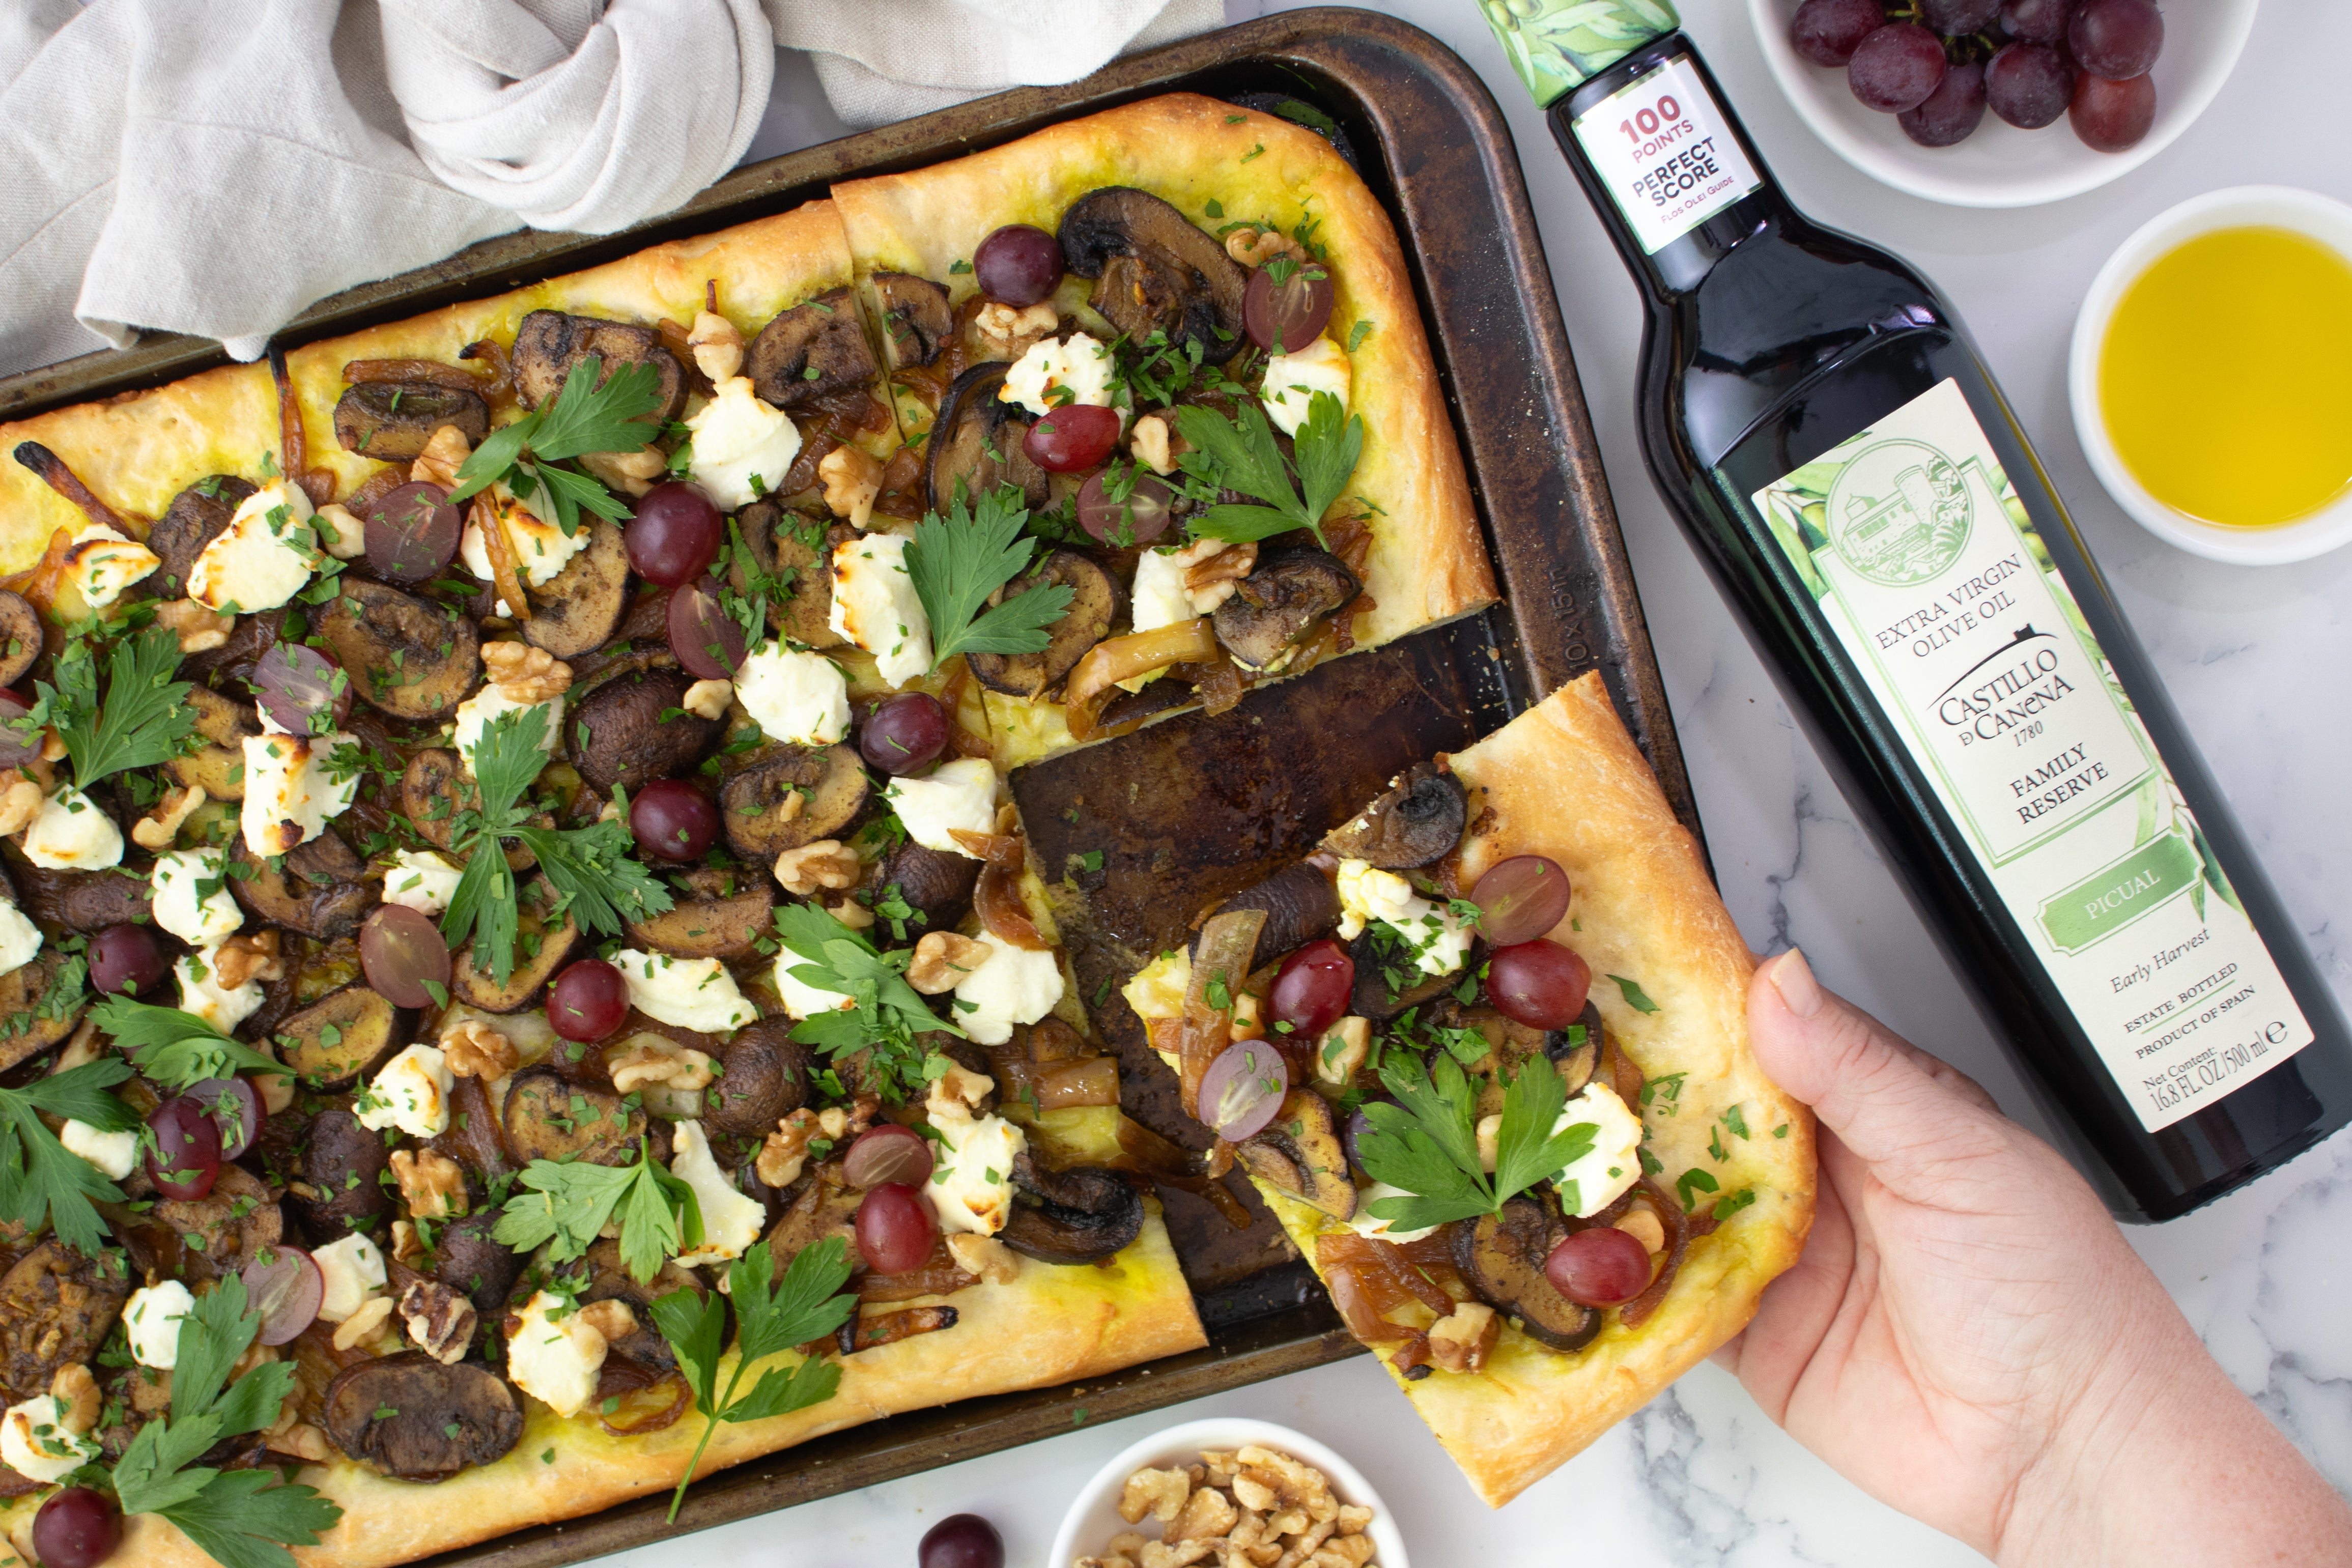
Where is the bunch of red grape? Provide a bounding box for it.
[1790,0,2164,153]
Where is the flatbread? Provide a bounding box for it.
[831,92,1497,658]
[1254,673,1815,1506]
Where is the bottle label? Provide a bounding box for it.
[1752,379,2313,1132]
[1569,54,1761,254]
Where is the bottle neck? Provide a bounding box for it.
[1546,35,1794,299]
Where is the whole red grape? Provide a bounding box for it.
[2000,0,2076,43]
[2070,70,2156,151]
[625,483,725,586]
[973,226,1063,307]
[630,779,719,862]
[1848,24,1950,114]
[1485,939,1592,1031]
[918,1514,1005,1568]
[1022,404,1120,473]
[1900,58,1988,146]
[1268,939,1353,1041]
[549,958,630,1042]
[2067,0,2162,80]
[33,1487,120,1568]
[1790,0,1882,67]
[89,923,167,999]
[1986,41,2074,127]
[855,1182,935,1274]
[1545,1227,1654,1307]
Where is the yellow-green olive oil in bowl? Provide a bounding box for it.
[2099,225,2352,530]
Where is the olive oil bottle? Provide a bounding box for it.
[1478,0,2352,1218]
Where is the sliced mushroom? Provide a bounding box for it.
[734,502,845,650]
[332,382,491,460]
[704,1020,811,1138]
[322,1353,523,1481]
[0,1242,128,1403]
[765,1162,861,1268]
[1454,1198,1598,1352]
[568,665,718,795]
[229,832,378,941]
[624,869,773,962]
[451,908,579,1013]
[0,593,37,688]
[152,1164,284,1279]
[148,476,256,594]
[298,1107,392,1239]
[745,288,877,408]
[965,550,1120,699]
[575,1238,703,1367]
[1058,188,1249,364]
[720,742,869,860]
[429,1073,512,1195]
[521,519,630,660]
[499,1065,645,1166]
[399,749,470,852]
[511,309,686,424]
[0,951,88,1070]
[998,1157,1146,1265]
[164,686,263,802]
[277,986,411,1090]
[1211,548,1361,671]
[1196,863,1339,965]
[12,866,151,933]
[870,272,954,370]
[316,577,482,719]
[869,840,979,943]
[924,362,1048,515]
[1321,762,1468,870]
[1233,1090,1356,1220]
[1346,925,1462,1022]
[431,1213,523,1322]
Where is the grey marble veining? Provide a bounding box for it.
[600,3,2351,1562]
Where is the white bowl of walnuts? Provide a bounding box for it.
[1050,1418,1409,1568]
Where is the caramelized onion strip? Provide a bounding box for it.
[1179,908,1264,1120]
[948,829,1049,950]
[1064,618,1217,741]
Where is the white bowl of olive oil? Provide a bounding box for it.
[2070,184,2352,565]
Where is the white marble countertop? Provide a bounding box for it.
[608,4,2352,1563]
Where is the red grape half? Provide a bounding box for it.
[1545,1227,1653,1307]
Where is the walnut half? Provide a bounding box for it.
[398,1280,478,1366]
[482,641,572,704]
[389,1147,468,1219]
[440,1018,519,1080]
[906,931,991,994]
[774,839,860,897]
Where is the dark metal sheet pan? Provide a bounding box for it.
[0,9,1698,1561]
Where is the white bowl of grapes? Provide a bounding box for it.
[1748,0,2258,207]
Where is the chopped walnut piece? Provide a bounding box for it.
[943,1231,1020,1284]
[332,1294,395,1352]
[577,1299,637,1342]
[266,1412,335,1464]
[1311,1016,1370,1090]
[1120,1467,1194,1525]
[156,597,235,653]
[774,838,860,897]
[774,789,806,822]
[688,308,746,383]
[1142,1544,1217,1568]
[973,299,1060,360]
[828,895,874,930]
[757,1107,819,1187]
[817,445,885,530]
[1309,1537,1375,1567]
[1110,1535,1150,1559]
[609,1040,717,1095]
[682,677,733,720]
[1169,1486,1239,1544]
[131,783,207,850]
[411,423,472,489]
[49,1363,97,1435]
[579,446,667,499]
[389,1219,424,1267]
[1616,1207,1667,1255]
[1473,1112,1502,1175]
[389,1148,468,1219]
[439,1018,519,1080]
[928,1060,993,1113]
[906,930,991,994]
[399,1280,478,1365]
[1228,990,1264,1041]
[1200,1449,1240,1488]
[1426,1298,1498,1375]
[0,776,41,839]
[1334,1506,1372,1537]
[1225,225,1306,268]
[481,641,573,703]
[212,930,284,990]
[1129,413,1176,475]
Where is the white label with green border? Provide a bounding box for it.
[1753,379,2311,1132]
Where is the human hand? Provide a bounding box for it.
[1714,949,2352,1567]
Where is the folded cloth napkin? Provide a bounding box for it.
[0,0,1217,381]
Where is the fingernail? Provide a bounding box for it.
[1768,948,1823,1018]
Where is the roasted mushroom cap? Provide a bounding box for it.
[148,476,256,594]
[12,865,151,932]
[925,362,1049,515]
[720,742,869,860]
[316,577,481,719]
[625,867,774,962]
[500,1066,647,1166]
[574,1238,704,1371]
[1196,863,1340,965]
[0,1242,129,1402]
[1453,1198,1598,1352]
[704,1020,811,1138]
[733,504,846,649]
[1058,188,1249,364]
[869,840,980,944]
[299,1107,393,1240]
[966,550,1120,699]
[871,272,955,370]
[332,382,491,460]
[452,906,579,1013]
[521,519,631,660]
[323,1353,524,1480]
[277,985,411,1089]
[229,831,378,941]
[0,952,82,1070]
[568,665,719,795]
[165,683,263,802]
[148,1164,285,1281]
[1233,1090,1356,1219]
[1346,924,1464,1022]
[1320,761,1467,869]
[0,592,38,689]
[745,288,878,408]
[998,1157,1146,1265]
[432,1213,524,1322]
[1211,548,1361,670]
[511,309,685,424]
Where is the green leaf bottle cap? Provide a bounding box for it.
[1474,0,1683,107]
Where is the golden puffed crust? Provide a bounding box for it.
[24,1205,1202,1568]
[832,93,1497,650]
[0,200,862,571]
[1258,673,1816,1506]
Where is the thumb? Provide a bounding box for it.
[1749,949,2008,1189]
